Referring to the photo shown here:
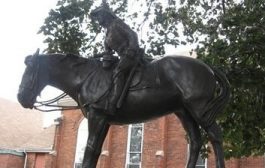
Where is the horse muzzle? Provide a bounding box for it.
[17,91,34,109]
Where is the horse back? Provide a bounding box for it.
[78,55,216,111]
[157,56,216,100]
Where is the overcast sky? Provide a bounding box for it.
[0,0,195,103]
[0,0,58,102]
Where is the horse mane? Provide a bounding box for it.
[40,53,102,69]
[60,54,89,65]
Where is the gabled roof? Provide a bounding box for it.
[20,125,56,152]
[0,98,55,152]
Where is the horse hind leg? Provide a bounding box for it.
[202,121,225,168]
[185,102,225,168]
[175,110,202,168]
[188,99,226,167]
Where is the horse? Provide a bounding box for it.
[17,50,229,168]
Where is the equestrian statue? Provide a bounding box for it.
[90,2,144,114]
[17,2,230,168]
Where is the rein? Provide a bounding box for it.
[30,55,79,112]
[33,93,80,112]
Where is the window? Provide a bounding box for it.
[196,155,206,168]
[125,123,144,168]
[74,118,88,168]
[187,144,207,168]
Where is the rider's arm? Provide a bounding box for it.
[116,19,139,51]
[104,39,113,54]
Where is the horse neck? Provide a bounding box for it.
[42,54,97,101]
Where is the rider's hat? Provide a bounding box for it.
[90,2,116,19]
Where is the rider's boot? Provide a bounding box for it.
[108,74,124,115]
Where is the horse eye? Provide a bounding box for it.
[25,56,33,67]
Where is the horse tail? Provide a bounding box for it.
[202,68,230,127]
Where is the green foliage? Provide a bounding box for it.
[196,0,265,158]
[39,0,97,54]
[40,0,265,158]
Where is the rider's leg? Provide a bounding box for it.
[108,71,125,114]
[108,57,133,114]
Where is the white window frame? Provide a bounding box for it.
[74,118,88,168]
[187,144,207,168]
[125,123,144,168]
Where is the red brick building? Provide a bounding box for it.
[54,98,265,168]
[0,98,56,168]
[1,97,265,168]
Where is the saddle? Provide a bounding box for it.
[129,63,160,90]
[79,58,160,110]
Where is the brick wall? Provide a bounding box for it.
[25,153,54,168]
[54,109,265,168]
[0,154,24,168]
[103,125,128,168]
[238,156,265,168]
[0,151,55,168]
[96,114,190,168]
[165,114,188,168]
[54,109,83,168]
[142,118,164,168]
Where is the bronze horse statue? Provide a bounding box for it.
[17,50,229,168]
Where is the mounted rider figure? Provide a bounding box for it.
[90,2,143,114]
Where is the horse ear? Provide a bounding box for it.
[33,48,40,57]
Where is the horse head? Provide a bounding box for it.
[17,49,48,109]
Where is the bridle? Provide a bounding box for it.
[34,92,79,112]
[24,49,80,112]
[19,54,41,103]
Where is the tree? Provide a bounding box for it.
[196,0,265,158]
[39,0,265,158]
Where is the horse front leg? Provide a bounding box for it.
[82,108,110,168]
